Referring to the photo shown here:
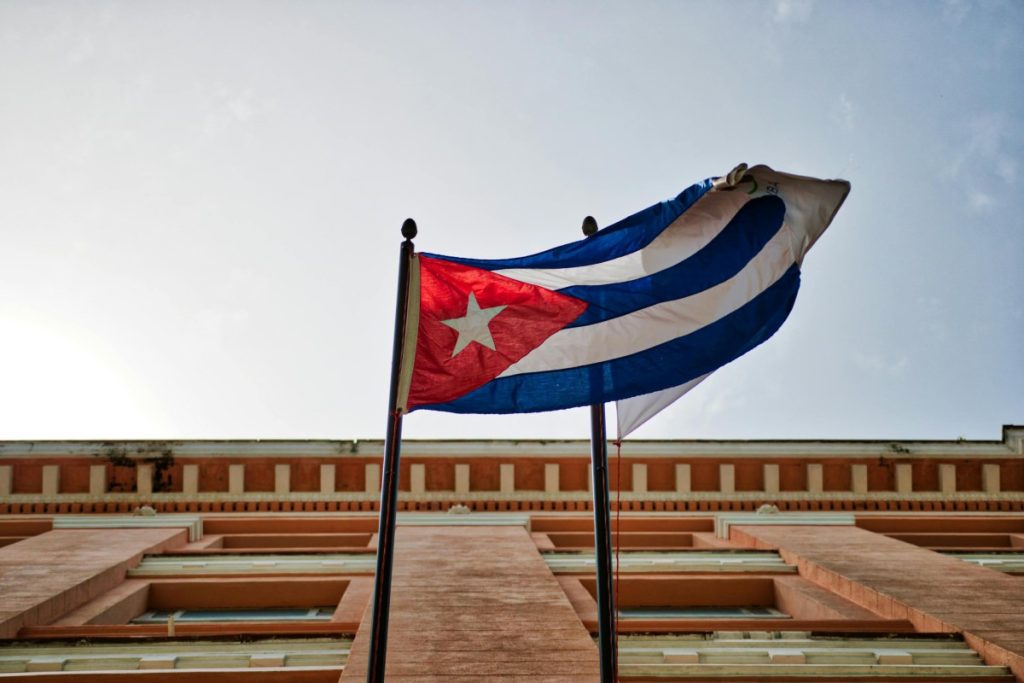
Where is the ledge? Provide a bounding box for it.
[52,514,204,542]
[715,512,856,539]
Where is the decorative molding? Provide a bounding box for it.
[896,464,913,494]
[947,552,1024,574]
[274,464,291,495]
[0,465,11,497]
[715,512,856,539]
[544,463,560,494]
[41,465,59,497]
[226,464,244,495]
[130,554,378,577]
[136,464,154,495]
[320,464,336,494]
[939,463,957,494]
[982,463,1001,494]
[88,465,105,496]
[500,464,515,494]
[806,464,823,494]
[182,465,199,495]
[851,464,867,494]
[395,512,530,527]
[719,464,735,494]
[455,464,471,494]
[2,429,1022,460]
[675,464,691,494]
[364,463,379,494]
[0,637,350,673]
[621,632,1002,676]
[633,463,648,494]
[4,490,1024,506]
[52,514,204,542]
[763,464,780,494]
[546,551,794,574]
[409,464,426,494]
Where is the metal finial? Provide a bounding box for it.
[581,215,598,237]
[401,218,417,240]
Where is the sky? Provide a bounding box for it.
[0,0,1021,442]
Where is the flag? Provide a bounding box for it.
[396,164,849,438]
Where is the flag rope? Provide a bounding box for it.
[613,438,622,682]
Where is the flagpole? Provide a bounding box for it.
[582,215,617,683]
[366,218,417,683]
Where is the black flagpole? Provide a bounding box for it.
[582,215,617,683]
[366,218,417,683]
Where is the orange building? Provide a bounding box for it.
[1,425,1023,681]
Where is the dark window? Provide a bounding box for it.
[618,606,788,619]
[132,607,334,623]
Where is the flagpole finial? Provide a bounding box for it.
[582,215,598,237]
[401,218,417,240]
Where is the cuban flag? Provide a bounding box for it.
[397,164,849,438]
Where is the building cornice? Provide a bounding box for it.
[1,425,1021,460]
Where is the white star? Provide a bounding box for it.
[441,292,507,358]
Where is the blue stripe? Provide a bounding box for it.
[562,195,786,327]
[416,265,801,414]
[423,179,714,271]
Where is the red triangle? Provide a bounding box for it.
[407,255,587,409]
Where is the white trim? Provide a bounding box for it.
[6,490,1022,506]
[41,465,59,497]
[2,436,1020,459]
[52,514,204,542]
[0,638,350,673]
[274,464,291,495]
[396,512,530,527]
[763,464,780,494]
[546,551,794,574]
[622,632,999,676]
[715,512,855,539]
[364,463,380,494]
[229,464,245,494]
[137,464,154,495]
[455,463,471,494]
[0,465,11,496]
[500,463,515,494]
[982,463,1001,493]
[88,465,106,495]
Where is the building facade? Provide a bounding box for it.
[0,425,1023,681]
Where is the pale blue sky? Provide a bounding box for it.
[1,0,1021,441]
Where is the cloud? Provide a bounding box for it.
[916,296,950,344]
[942,0,970,25]
[203,88,257,135]
[772,0,814,24]
[995,156,1018,186]
[947,112,1020,211]
[968,190,995,211]
[967,113,1005,158]
[228,98,255,123]
[853,352,908,376]
[833,92,855,131]
[968,115,1019,191]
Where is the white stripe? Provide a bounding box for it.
[493,168,847,290]
[616,374,710,440]
[498,224,796,377]
[745,166,850,264]
[493,190,752,289]
[610,167,850,440]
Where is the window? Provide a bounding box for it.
[618,606,788,619]
[132,607,335,623]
